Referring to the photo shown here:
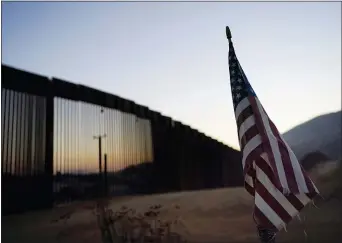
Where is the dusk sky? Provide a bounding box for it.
[2,2,341,149]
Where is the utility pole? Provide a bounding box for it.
[93,107,106,196]
[93,134,106,174]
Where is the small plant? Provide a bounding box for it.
[97,202,186,243]
[50,209,76,241]
[50,209,74,224]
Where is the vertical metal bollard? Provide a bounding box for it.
[45,79,54,209]
[98,136,103,197]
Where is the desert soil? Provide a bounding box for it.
[2,161,341,243]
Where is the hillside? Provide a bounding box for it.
[282,110,341,160]
[300,151,332,171]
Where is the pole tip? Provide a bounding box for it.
[226,26,232,40]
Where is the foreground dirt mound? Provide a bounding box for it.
[2,161,341,243]
[106,188,256,243]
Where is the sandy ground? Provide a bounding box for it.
[2,161,341,243]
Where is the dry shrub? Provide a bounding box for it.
[97,202,186,243]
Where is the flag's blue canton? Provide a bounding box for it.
[228,43,256,110]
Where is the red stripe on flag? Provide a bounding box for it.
[285,194,305,211]
[240,125,259,150]
[247,167,256,178]
[245,182,255,196]
[237,106,254,129]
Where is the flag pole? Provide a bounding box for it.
[225,26,277,243]
[226,26,232,40]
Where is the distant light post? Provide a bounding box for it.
[93,134,106,173]
[93,108,106,174]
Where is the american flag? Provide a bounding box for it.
[227,30,319,232]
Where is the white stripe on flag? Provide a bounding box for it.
[239,115,255,142]
[255,192,285,230]
[256,165,299,217]
[242,134,262,169]
[295,193,311,205]
[260,152,271,167]
[235,97,250,120]
[245,174,254,187]
[255,98,289,190]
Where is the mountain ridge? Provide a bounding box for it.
[282,110,341,161]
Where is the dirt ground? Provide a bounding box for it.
[2,161,341,243]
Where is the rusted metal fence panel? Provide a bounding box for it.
[1,66,53,214]
[1,65,243,214]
